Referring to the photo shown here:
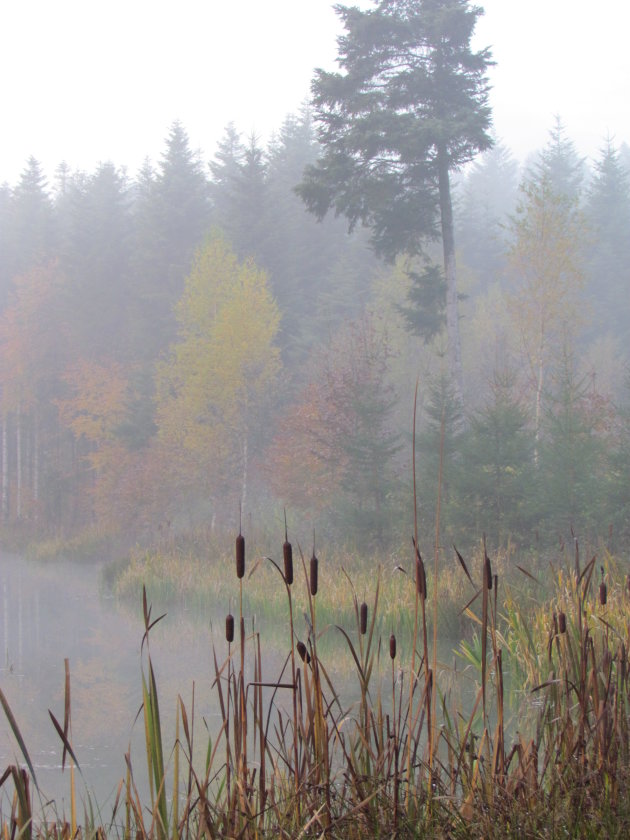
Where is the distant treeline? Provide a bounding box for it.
[0,115,628,553]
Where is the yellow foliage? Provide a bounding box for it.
[57,359,128,447]
[156,234,281,498]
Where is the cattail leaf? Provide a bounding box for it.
[453,545,474,587]
[0,686,38,788]
[516,564,539,584]
[48,710,82,772]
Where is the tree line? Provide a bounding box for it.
[1,4,629,556]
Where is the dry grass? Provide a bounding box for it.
[3,531,630,838]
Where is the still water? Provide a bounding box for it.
[0,551,483,818]
[0,551,226,814]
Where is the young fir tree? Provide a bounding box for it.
[606,369,630,548]
[414,371,464,543]
[456,369,537,545]
[538,344,608,538]
[584,138,630,344]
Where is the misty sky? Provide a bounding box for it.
[1,0,629,184]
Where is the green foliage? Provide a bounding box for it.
[538,346,609,536]
[606,371,630,547]
[396,261,446,342]
[456,371,537,544]
[584,139,630,344]
[298,0,493,260]
[415,371,465,541]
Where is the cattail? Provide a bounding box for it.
[415,552,426,600]
[283,539,294,585]
[599,581,607,606]
[389,633,397,660]
[360,602,368,635]
[225,613,234,643]
[626,574,630,598]
[310,552,318,597]
[484,554,493,590]
[558,611,567,634]
[236,532,245,579]
[297,640,311,664]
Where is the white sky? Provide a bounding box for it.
[1,0,628,186]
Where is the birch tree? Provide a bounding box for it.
[155,234,281,520]
[506,173,585,451]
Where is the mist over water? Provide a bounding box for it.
[0,553,221,810]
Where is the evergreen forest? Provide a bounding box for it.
[1,113,629,556]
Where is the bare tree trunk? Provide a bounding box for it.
[437,148,464,406]
[16,403,22,520]
[32,411,39,518]
[534,352,544,466]
[1,415,8,522]
[241,436,248,514]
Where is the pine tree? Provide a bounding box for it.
[456,140,519,290]
[529,116,585,202]
[59,162,133,359]
[298,0,494,401]
[584,138,630,343]
[538,345,608,537]
[210,126,268,262]
[8,157,56,280]
[130,123,211,359]
[457,370,536,544]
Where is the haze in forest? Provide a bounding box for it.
[1,0,629,184]
[2,0,630,801]
[1,0,629,556]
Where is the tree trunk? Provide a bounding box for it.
[241,436,248,514]
[16,403,22,520]
[1,415,8,522]
[437,148,464,405]
[32,411,39,518]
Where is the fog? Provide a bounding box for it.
[0,0,629,824]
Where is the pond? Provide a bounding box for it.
[0,551,485,817]
[0,552,226,813]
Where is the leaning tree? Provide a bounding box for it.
[298,0,493,401]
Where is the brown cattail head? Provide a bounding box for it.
[626,574,630,598]
[310,552,318,597]
[416,552,426,601]
[283,540,293,585]
[484,554,493,590]
[599,581,608,606]
[297,640,311,664]
[360,602,368,635]
[236,533,245,579]
[558,611,567,634]
[225,613,234,643]
[389,633,397,660]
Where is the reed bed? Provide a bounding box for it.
[3,530,630,838]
